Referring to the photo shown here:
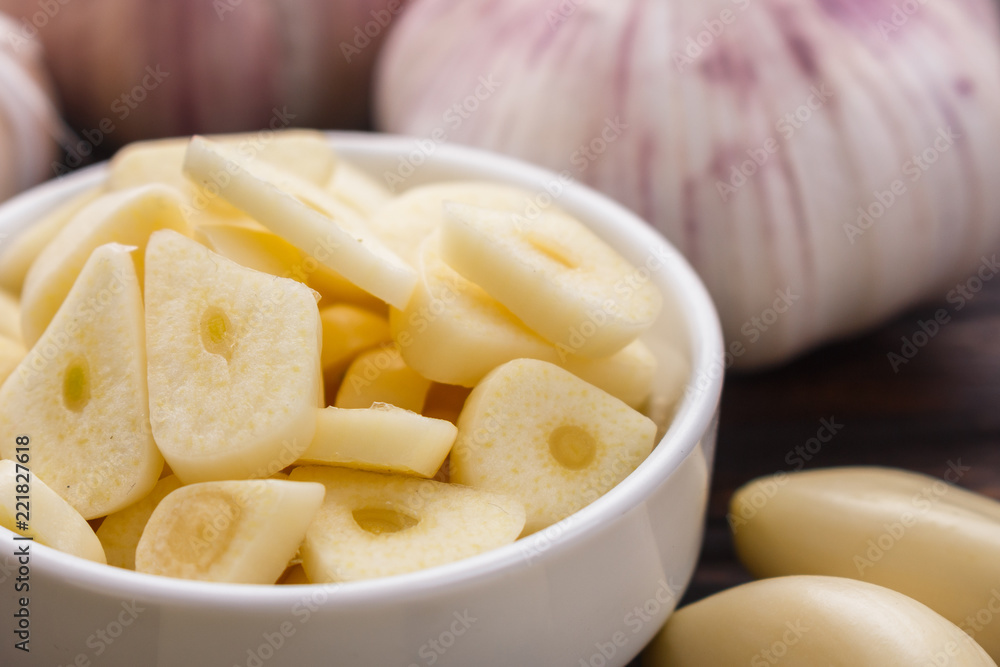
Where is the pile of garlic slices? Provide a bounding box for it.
[0,131,687,585]
[376,0,1000,367]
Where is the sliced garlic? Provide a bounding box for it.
[439,202,661,358]
[183,136,417,309]
[450,358,656,534]
[300,404,456,478]
[0,460,106,564]
[144,230,321,484]
[20,185,191,346]
[290,466,524,582]
[135,479,324,584]
[0,244,162,519]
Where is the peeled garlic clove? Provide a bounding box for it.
[730,466,1000,661]
[644,575,996,666]
[377,0,1000,367]
[439,202,662,358]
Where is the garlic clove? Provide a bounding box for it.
[644,575,996,666]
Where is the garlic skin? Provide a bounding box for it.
[0,0,407,146]
[376,0,1000,368]
[0,12,60,200]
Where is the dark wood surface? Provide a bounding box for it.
[686,272,1000,606]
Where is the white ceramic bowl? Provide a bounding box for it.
[0,132,723,667]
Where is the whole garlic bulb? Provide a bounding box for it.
[0,0,407,146]
[376,0,1000,368]
[0,12,60,200]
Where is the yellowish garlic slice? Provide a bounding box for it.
[290,466,524,582]
[135,479,324,584]
[0,460,106,564]
[0,244,162,519]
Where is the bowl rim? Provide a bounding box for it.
[0,131,725,608]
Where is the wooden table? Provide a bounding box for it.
[627,269,1000,664]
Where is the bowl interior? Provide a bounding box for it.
[0,131,724,608]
